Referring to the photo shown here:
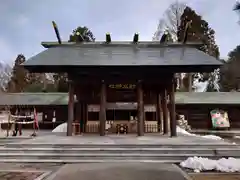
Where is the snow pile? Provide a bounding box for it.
[201,135,222,140]
[52,122,67,133]
[177,126,196,136]
[180,156,240,172]
[177,126,222,140]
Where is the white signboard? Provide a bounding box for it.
[37,113,43,122]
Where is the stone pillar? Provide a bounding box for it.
[169,76,177,137]
[161,88,168,135]
[137,80,144,136]
[67,80,74,136]
[99,80,107,136]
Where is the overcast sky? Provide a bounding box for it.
[0,0,239,65]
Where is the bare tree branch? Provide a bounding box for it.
[153,1,186,41]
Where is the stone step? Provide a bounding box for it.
[0,153,221,161]
[0,159,181,163]
[5,143,239,149]
[0,147,239,155]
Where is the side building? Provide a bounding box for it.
[0,92,239,132]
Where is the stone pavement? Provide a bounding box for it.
[0,163,62,180]
[10,133,233,145]
[46,163,189,180]
[0,171,43,180]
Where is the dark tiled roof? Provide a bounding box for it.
[176,92,240,105]
[0,93,76,106]
[0,92,240,106]
[23,41,222,67]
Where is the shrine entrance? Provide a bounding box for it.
[23,40,222,137]
[87,104,158,134]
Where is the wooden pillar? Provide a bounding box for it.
[82,102,87,133]
[137,80,144,136]
[169,75,177,137]
[67,80,74,136]
[161,88,168,135]
[156,93,162,132]
[78,102,83,133]
[99,80,107,136]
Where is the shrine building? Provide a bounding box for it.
[22,35,222,136]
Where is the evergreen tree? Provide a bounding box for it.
[234,2,240,22]
[69,26,95,42]
[7,54,28,92]
[177,7,220,92]
[6,54,50,93]
[219,46,240,91]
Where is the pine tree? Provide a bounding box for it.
[7,54,28,92]
[6,54,49,92]
[69,26,95,42]
[219,46,240,91]
[177,7,220,92]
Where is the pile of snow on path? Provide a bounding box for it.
[180,156,240,172]
[177,126,222,140]
[52,122,67,133]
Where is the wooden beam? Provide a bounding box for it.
[169,76,177,137]
[99,80,107,136]
[161,88,168,135]
[67,80,74,136]
[137,80,144,136]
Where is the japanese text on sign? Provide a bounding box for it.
[108,84,136,89]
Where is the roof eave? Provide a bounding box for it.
[41,41,204,48]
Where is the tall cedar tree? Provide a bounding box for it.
[54,26,95,92]
[234,2,240,16]
[219,46,240,91]
[7,54,28,92]
[7,54,46,92]
[213,2,240,92]
[177,7,220,91]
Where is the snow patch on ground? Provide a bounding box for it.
[177,126,222,140]
[52,122,67,133]
[180,156,240,172]
[234,136,240,139]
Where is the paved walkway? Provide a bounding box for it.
[7,133,234,145]
[0,163,62,180]
[191,129,240,136]
[46,163,189,180]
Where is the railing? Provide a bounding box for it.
[85,124,99,133]
[144,124,159,133]
[84,123,159,134]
